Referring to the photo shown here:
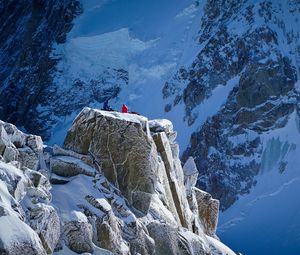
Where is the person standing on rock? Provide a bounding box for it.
[102,100,113,111]
[122,104,128,113]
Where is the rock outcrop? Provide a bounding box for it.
[0,109,236,254]
[0,121,59,255]
[64,109,157,213]
[52,107,235,254]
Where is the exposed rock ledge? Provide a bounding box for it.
[0,108,236,255]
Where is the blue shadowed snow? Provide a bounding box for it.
[72,0,191,39]
[219,178,300,255]
[49,0,205,149]
[218,112,300,255]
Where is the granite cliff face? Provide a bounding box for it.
[0,109,235,255]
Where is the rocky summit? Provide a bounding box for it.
[0,108,235,255]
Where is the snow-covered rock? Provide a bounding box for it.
[52,144,94,167]
[183,156,198,195]
[0,126,10,155]
[0,111,235,254]
[18,146,39,170]
[3,122,27,148]
[64,108,156,212]
[194,188,220,237]
[147,221,209,255]
[1,0,300,253]
[62,213,94,254]
[50,156,96,177]
[149,119,177,143]
[26,135,43,154]
[0,123,59,254]
[0,215,47,255]
[152,131,192,229]
[54,108,235,254]
[3,144,19,163]
[27,204,60,254]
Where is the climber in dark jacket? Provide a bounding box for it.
[102,100,113,111]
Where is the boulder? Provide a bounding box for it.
[147,221,209,255]
[3,145,19,163]
[0,161,30,201]
[0,126,9,155]
[84,194,130,254]
[87,193,155,255]
[186,190,202,235]
[64,108,157,212]
[27,204,60,254]
[25,169,50,188]
[22,169,59,254]
[50,156,96,177]
[2,122,26,148]
[52,144,94,167]
[63,212,94,254]
[148,119,177,142]
[18,146,39,170]
[0,215,47,255]
[183,157,199,196]
[194,188,219,237]
[95,213,130,255]
[26,135,43,153]
[127,222,155,255]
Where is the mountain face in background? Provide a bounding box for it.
[1,0,300,254]
[0,0,82,138]
[177,0,300,210]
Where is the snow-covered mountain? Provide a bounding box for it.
[0,0,82,138]
[1,0,300,254]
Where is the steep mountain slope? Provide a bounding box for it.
[179,0,300,211]
[0,0,82,138]
[218,111,300,254]
[174,1,300,253]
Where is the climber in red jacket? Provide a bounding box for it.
[122,104,128,113]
